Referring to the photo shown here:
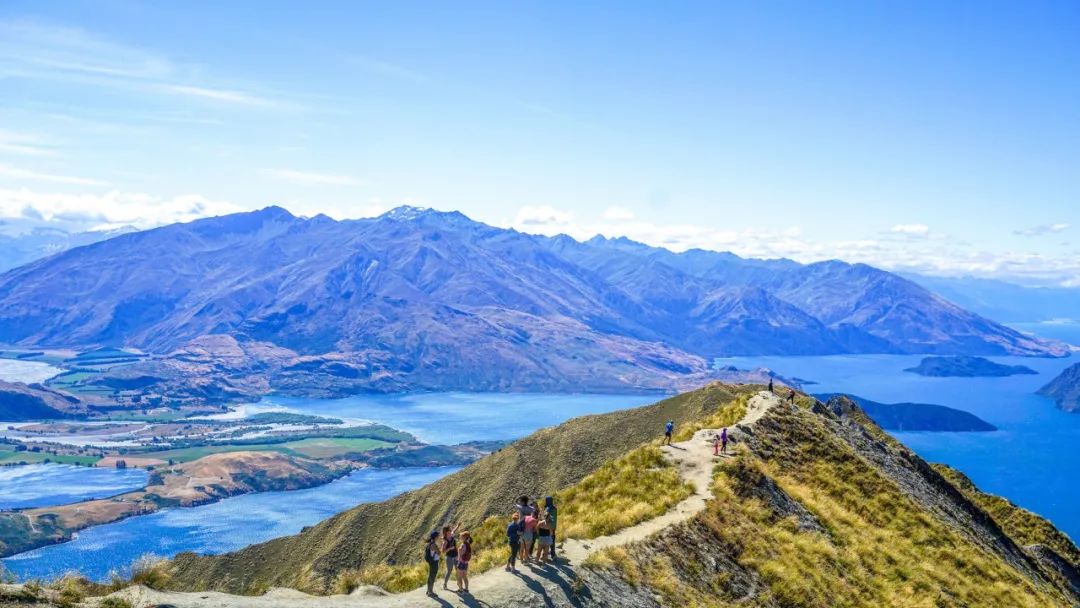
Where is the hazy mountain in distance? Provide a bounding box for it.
[0,219,138,272]
[0,206,1065,394]
[904,273,1080,324]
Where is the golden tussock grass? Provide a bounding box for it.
[339,443,694,593]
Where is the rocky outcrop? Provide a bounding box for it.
[1039,362,1080,412]
[904,355,1038,377]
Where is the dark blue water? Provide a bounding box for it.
[719,354,1079,542]
[0,464,148,510]
[2,466,459,582]
[265,392,656,444]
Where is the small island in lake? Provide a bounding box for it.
[903,356,1037,378]
[1038,362,1080,413]
[815,393,996,432]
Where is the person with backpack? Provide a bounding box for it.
[506,512,522,573]
[664,420,674,445]
[543,496,559,561]
[441,522,461,590]
[423,530,441,598]
[721,427,729,455]
[788,389,797,404]
[455,531,473,593]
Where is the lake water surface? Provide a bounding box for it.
[0,464,148,510]
[720,354,1080,542]
[0,358,62,384]
[2,466,460,582]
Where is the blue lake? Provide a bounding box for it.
[263,391,657,444]
[3,466,460,582]
[720,354,1080,542]
[0,464,148,510]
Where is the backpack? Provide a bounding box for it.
[546,506,558,529]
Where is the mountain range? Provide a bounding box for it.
[0,206,1065,394]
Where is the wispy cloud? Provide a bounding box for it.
[348,56,428,83]
[261,168,366,186]
[0,163,108,186]
[1014,222,1070,237]
[0,19,282,108]
[0,130,57,157]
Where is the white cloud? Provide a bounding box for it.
[513,205,575,229]
[0,187,245,231]
[890,223,930,236]
[503,205,1080,286]
[0,163,108,186]
[602,206,635,221]
[260,168,366,186]
[1014,222,1070,237]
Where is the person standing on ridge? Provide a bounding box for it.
[423,530,441,598]
[664,420,674,445]
[789,389,797,404]
[441,522,460,590]
[544,496,559,561]
[768,377,774,393]
[455,531,473,593]
[713,432,721,456]
[506,512,522,573]
[721,427,729,455]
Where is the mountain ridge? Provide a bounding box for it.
[0,206,1065,395]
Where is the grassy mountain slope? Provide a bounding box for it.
[166,383,756,594]
[162,385,1078,607]
[581,395,1079,607]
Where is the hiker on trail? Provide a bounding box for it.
[544,496,559,561]
[455,531,473,593]
[713,432,721,456]
[768,378,774,393]
[522,506,538,564]
[441,522,461,590]
[535,511,554,563]
[424,530,441,598]
[788,389,796,404]
[506,512,523,573]
[721,427,729,455]
[664,420,674,445]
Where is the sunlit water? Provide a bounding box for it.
[2,466,459,581]
[719,354,1079,542]
[0,464,148,510]
[0,358,62,383]
[262,392,657,444]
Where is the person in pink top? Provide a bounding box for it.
[522,504,539,564]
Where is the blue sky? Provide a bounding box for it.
[1,1,1078,284]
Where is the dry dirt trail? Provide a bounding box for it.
[105,392,783,608]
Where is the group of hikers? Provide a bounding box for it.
[423,495,559,598]
[422,382,793,599]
